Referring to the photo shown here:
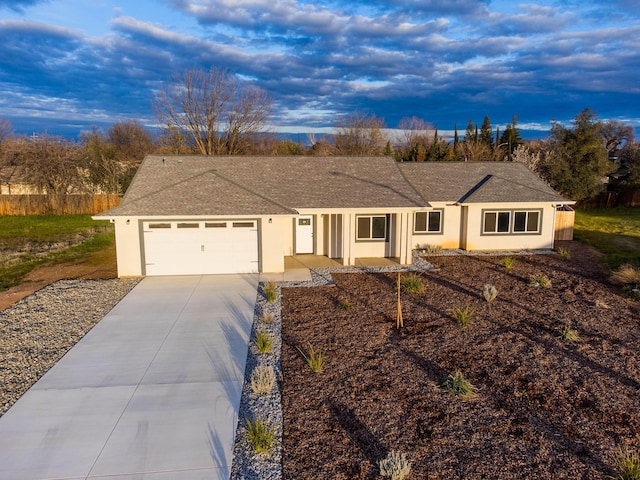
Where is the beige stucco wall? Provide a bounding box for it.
[261,216,289,273]
[410,204,462,250]
[113,217,144,277]
[462,203,557,251]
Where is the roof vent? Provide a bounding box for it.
[162,158,165,166]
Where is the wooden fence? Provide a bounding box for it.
[554,206,575,241]
[576,189,640,209]
[0,194,121,216]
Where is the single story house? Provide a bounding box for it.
[95,155,574,277]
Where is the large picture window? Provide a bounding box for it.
[482,210,541,235]
[357,215,387,240]
[414,210,443,234]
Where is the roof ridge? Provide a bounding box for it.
[394,160,431,206]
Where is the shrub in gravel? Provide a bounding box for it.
[337,297,351,310]
[557,247,572,260]
[482,284,498,302]
[502,256,516,269]
[438,370,477,397]
[297,343,324,373]
[453,305,475,327]
[400,273,425,294]
[261,311,275,324]
[245,417,276,455]
[250,365,276,394]
[263,281,277,303]
[422,244,442,255]
[379,450,412,480]
[610,264,640,286]
[254,329,274,354]
[560,326,580,342]
[611,447,640,480]
[530,274,552,288]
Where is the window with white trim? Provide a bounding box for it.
[482,209,541,234]
[414,210,443,234]
[356,215,387,240]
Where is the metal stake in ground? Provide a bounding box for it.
[397,271,403,328]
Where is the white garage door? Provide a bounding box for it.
[142,220,259,276]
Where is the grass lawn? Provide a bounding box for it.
[573,207,640,269]
[0,215,114,291]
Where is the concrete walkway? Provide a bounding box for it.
[0,274,258,480]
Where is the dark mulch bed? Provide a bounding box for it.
[280,242,640,479]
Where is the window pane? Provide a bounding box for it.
[527,211,540,232]
[357,217,371,239]
[372,216,386,238]
[233,222,254,228]
[497,212,510,232]
[514,212,526,232]
[177,223,199,228]
[148,223,170,229]
[415,212,427,232]
[428,211,442,232]
[484,212,496,232]
[205,222,226,228]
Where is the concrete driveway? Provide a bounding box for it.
[0,274,258,480]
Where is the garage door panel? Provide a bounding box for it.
[143,220,259,275]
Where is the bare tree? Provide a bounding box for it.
[80,128,124,194]
[512,144,542,174]
[599,120,635,153]
[397,116,434,149]
[108,120,155,163]
[334,112,387,155]
[458,139,492,162]
[153,67,272,155]
[5,135,86,195]
[0,118,11,146]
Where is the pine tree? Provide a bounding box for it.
[465,119,475,143]
[480,116,493,145]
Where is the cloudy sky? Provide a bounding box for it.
[1,0,638,139]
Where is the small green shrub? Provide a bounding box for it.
[400,273,425,294]
[250,365,276,394]
[502,256,516,269]
[482,284,498,302]
[379,450,412,480]
[261,311,275,324]
[263,281,277,303]
[610,447,640,480]
[254,329,274,354]
[453,306,475,327]
[438,370,477,397]
[560,326,580,342]
[245,417,276,455]
[530,274,552,288]
[337,297,351,310]
[297,343,325,373]
[557,247,572,260]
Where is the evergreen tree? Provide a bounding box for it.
[540,109,614,200]
[480,116,493,146]
[465,119,475,143]
[499,115,522,160]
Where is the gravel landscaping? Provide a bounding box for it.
[0,278,139,416]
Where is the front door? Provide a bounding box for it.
[295,215,314,254]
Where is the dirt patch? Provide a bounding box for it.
[0,242,118,312]
[281,241,640,479]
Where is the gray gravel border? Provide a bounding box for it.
[0,277,141,417]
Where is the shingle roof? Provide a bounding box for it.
[99,156,570,217]
[397,162,568,204]
[100,155,428,216]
